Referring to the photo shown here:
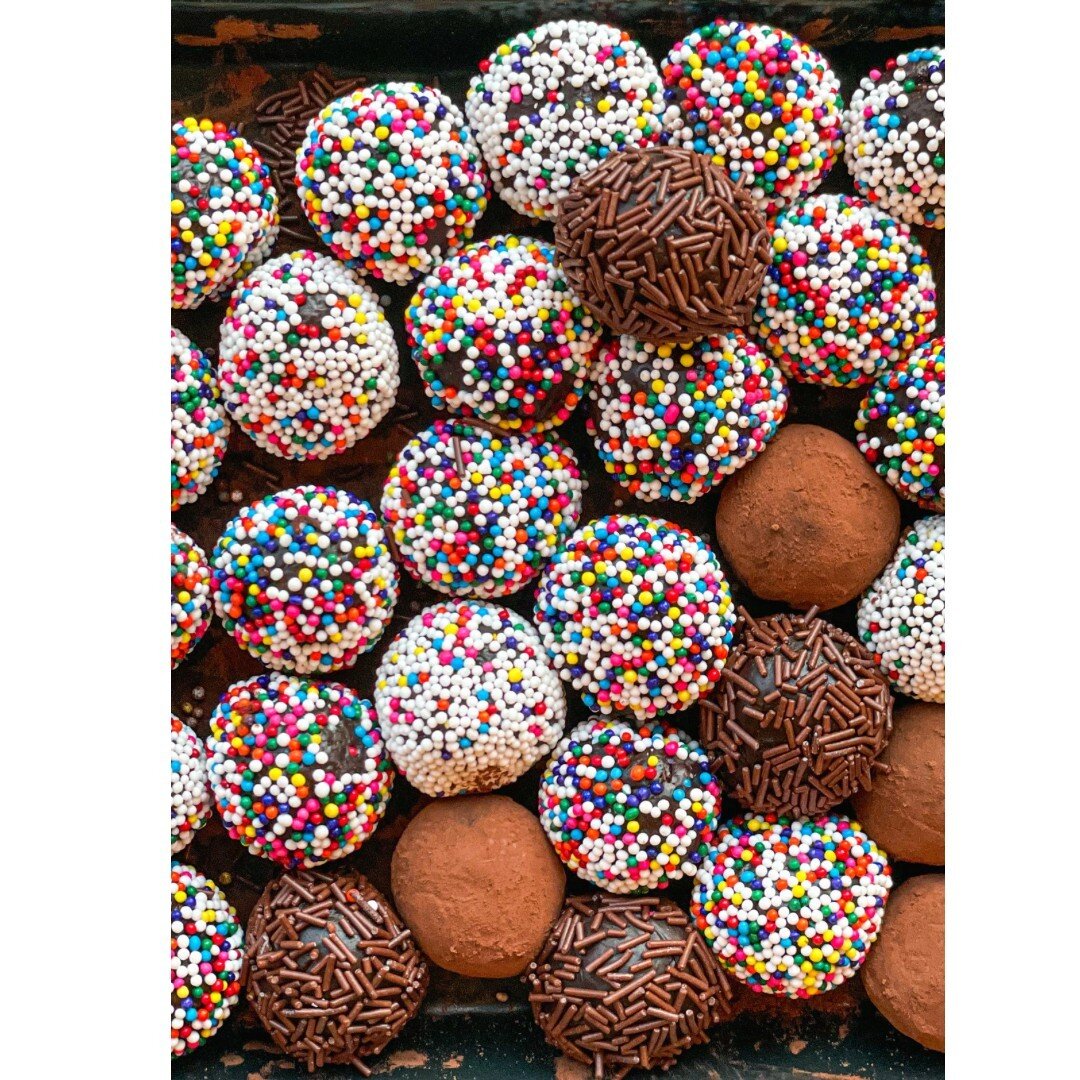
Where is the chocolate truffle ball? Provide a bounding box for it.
[700,609,893,816]
[391,795,566,978]
[526,894,731,1079]
[556,147,770,344]
[171,327,229,511]
[714,424,901,611]
[247,869,429,1071]
[466,20,664,221]
[171,524,213,669]
[861,874,944,1051]
[852,701,944,865]
[171,716,212,854]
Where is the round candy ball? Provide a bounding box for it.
[692,813,892,997]
[660,20,843,215]
[588,330,788,503]
[171,716,212,854]
[381,419,584,598]
[247,869,429,1070]
[539,718,721,893]
[374,601,566,797]
[536,515,736,718]
[556,146,770,344]
[754,194,938,387]
[208,673,393,868]
[526,894,731,1079]
[171,117,279,309]
[218,250,399,460]
[212,485,398,674]
[171,862,244,1056]
[466,20,664,221]
[295,83,487,285]
[858,515,945,703]
[699,610,893,816]
[407,235,600,432]
[855,336,945,510]
[171,328,229,511]
[391,795,566,978]
[171,524,213,669]
[844,47,945,230]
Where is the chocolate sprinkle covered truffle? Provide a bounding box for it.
[246,869,429,1074]
[526,894,731,1079]
[171,716,212,854]
[171,328,229,510]
[171,524,213,669]
[556,146,770,344]
[699,608,893,816]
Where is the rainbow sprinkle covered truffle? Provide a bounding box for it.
[218,250,399,460]
[539,719,721,893]
[295,83,487,285]
[381,419,583,598]
[588,331,788,503]
[857,514,945,703]
[171,524,213,669]
[212,486,398,674]
[535,515,736,718]
[208,673,393,867]
[171,118,279,309]
[171,862,245,1056]
[171,716,212,854]
[466,20,664,220]
[660,20,843,215]
[172,328,229,510]
[754,194,937,387]
[374,601,566,797]
[407,235,600,432]
[691,814,892,997]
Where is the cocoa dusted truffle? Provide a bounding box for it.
[714,424,901,611]
[700,609,893,816]
[246,869,428,1074]
[526,894,731,1079]
[391,795,566,979]
[556,146,770,344]
[861,874,944,1051]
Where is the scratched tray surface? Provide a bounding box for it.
[171,3,945,1077]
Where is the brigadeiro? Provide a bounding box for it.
[844,47,945,230]
[218,250,399,460]
[381,418,583,598]
[171,117,279,309]
[407,235,601,432]
[466,20,664,221]
[295,83,487,285]
[171,716,212,854]
[526,895,731,1078]
[535,514,736,718]
[207,673,393,868]
[374,601,566,797]
[211,485,398,674]
[171,524,213,669]
[539,718,721,893]
[852,701,944,865]
[858,514,945,703]
[391,795,566,978]
[660,20,843,215]
[714,424,901,611]
[855,336,945,510]
[171,862,245,1057]
[556,147,770,344]
[588,330,788,503]
[861,873,944,1051]
[246,869,429,1072]
[692,813,892,997]
[171,328,229,511]
[754,193,937,387]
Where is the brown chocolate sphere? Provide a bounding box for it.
[862,874,944,1051]
[391,795,566,978]
[853,701,944,865]
[714,424,901,610]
